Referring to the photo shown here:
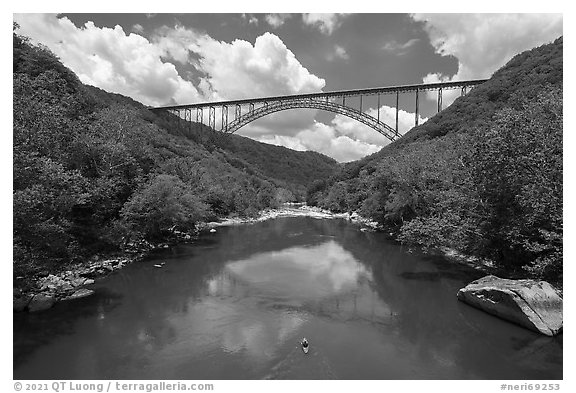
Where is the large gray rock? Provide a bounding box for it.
[13,295,32,312]
[28,294,56,312]
[457,275,563,336]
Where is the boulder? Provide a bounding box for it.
[69,277,86,287]
[457,275,563,336]
[28,294,56,312]
[39,274,73,291]
[13,295,32,312]
[66,288,95,300]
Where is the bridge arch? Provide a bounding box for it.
[151,80,488,143]
[224,99,401,141]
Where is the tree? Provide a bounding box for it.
[121,175,210,240]
[471,87,562,278]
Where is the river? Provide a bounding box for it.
[13,217,562,379]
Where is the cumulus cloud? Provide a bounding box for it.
[258,121,382,163]
[14,14,384,162]
[327,45,349,61]
[241,14,259,26]
[253,104,428,162]
[265,14,292,28]
[189,32,325,99]
[153,27,325,101]
[131,24,144,34]
[332,105,428,146]
[412,13,563,104]
[251,102,429,162]
[381,38,419,55]
[152,27,326,137]
[302,13,349,35]
[14,14,202,106]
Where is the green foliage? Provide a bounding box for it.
[308,38,563,283]
[121,175,210,240]
[168,120,339,198]
[470,87,562,279]
[12,29,337,279]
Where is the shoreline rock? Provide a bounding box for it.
[14,256,134,313]
[64,288,95,301]
[28,294,56,312]
[457,275,563,336]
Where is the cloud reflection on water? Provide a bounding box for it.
[224,240,370,300]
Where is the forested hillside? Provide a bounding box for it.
[308,37,563,283]
[12,27,337,279]
[168,121,339,193]
[86,86,339,195]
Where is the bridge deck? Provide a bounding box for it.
[152,79,488,110]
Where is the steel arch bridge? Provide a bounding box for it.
[151,79,487,142]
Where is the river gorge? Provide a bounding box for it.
[14,216,562,379]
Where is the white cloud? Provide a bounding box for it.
[327,45,349,61]
[258,121,382,163]
[13,14,202,107]
[152,27,326,138]
[332,105,428,146]
[153,27,325,101]
[14,14,388,162]
[244,15,259,26]
[265,14,292,28]
[302,13,348,35]
[382,38,419,54]
[335,45,348,59]
[131,24,144,34]
[412,13,563,104]
[191,32,325,99]
[256,134,307,151]
[252,102,429,162]
[14,14,325,111]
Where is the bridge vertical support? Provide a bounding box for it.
[185,108,192,131]
[415,88,420,127]
[437,88,443,113]
[196,108,203,124]
[235,104,241,121]
[169,110,176,130]
[174,109,180,131]
[377,94,380,123]
[461,86,467,96]
[196,108,203,132]
[360,95,363,113]
[395,91,399,133]
[342,96,346,106]
[165,110,172,130]
[222,105,228,132]
[209,106,216,130]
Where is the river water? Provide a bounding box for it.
[14,217,562,379]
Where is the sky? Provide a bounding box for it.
[13,13,563,162]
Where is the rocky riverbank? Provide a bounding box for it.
[14,256,133,312]
[203,204,382,230]
[14,204,379,313]
[13,235,195,313]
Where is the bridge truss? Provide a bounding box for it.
[150,79,487,142]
